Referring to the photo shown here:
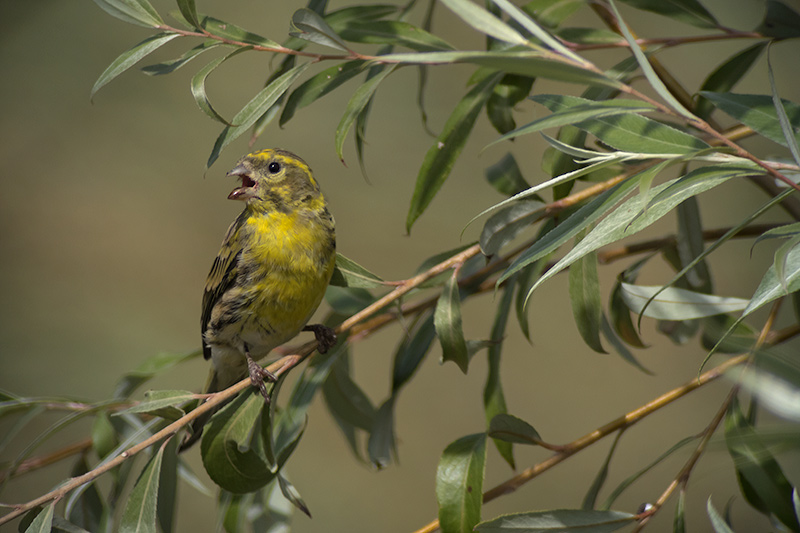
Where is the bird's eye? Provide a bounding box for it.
[268,162,281,174]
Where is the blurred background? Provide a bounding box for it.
[1,0,799,531]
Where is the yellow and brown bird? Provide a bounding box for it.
[182,148,336,450]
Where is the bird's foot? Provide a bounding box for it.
[303,324,337,353]
[246,351,277,403]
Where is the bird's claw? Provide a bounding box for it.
[303,324,338,353]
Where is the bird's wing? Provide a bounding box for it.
[201,213,246,360]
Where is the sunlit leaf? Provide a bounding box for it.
[621,284,749,320]
[22,504,54,533]
[707,498,735,533]
[488,96,655,147]
[378,51,621,89]
[176,0,199,27]
[436,433,487,533]
[534,94,707,154]
[441,0,528,46]
[492,0,586,61]
[607,0,697,119]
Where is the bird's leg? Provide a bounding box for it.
[303,324,337,353]
[245,343,277,402]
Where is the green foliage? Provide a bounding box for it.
[4,0,800,531]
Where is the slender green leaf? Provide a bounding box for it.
[621,284,749,320]
[437,433,487,533]
[191,48,247,126]
[583,432,624,510]
[740,240,800,320]
[435,272,470,373]
[208,63,310,168]
[601,436,696,509]
[91,33,180,100]
[609,257,649,348]
[199,15,282,48]
[556,27,625,45]
[519,164,757,300]
[707,499,735,533]
[700,92,800,148]
[339,21,455,51]
[607,0,697,119]
[499,166,645,286]
[329,253,383,288]
[480,200,545,257]
[290,8,349,51]
[336,65,396,163]
[393,313,436,393]
[601,314,651,373]
[157,439,178,533]
[676,196,712,292]
[274,344,343,456]
[618,0,717,28]
[725,398,800,530]
[201,390,272,494]
[378,51,621,89]
[325,286,376,316]
[695,43,766,120]
[534,94,707,154]
[23,504,54,533]
[368,397,396,468]
[492,0,586,62]
[738,346,800,422]
[753,222,800,248]
[280,61,365,126]
[441,0,528,46]
[176,0,199,27]
[485,153,531,196]
[522,0,584,28]
[768,48,800,168]
[488,413,542,445]
[407,73,503,230]
[475,509,635,532]
[323,354,376,431]
[484,281,516,469]
[674,489,687,533]
[67,457,105,532]
[569,229,605,353]
[487,74,535,135]
[142,40,222,76]
[278,474,311,518]
[488,97,655,147]
[120,445,165,533]
[120,390,194,417]
[756,0,800,39]
[114,351,200,400]
[92,0,163,28]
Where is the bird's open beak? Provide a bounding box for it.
[227,165,256,201]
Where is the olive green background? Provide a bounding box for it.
[1,1,799,531]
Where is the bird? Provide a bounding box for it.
[181,148,337,451]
